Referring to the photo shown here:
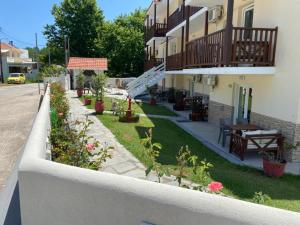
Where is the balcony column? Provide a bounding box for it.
[182,0,186,19]
[167,0,170,29]
[181,26,185,68]
[224,0,234,65]
[153,40,156,61]
[205,10,209,35]
[185,6,190,67]
[154,2,157,25]
[166,36,169,68]
[146,46,149,60]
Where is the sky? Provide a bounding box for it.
[0,0,151,49]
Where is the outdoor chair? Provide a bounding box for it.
[218,118,233,147]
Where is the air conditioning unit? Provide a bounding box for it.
[207,75,217,86]
[208,6,223,23]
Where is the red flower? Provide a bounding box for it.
[208,182,223,192]
[86,143,95,152]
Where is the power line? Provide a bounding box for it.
[0,28,46,48]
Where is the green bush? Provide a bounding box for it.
[49,82,112,170]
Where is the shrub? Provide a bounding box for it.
[252,192,271,204]
[49,82,112,170]
[76,73,85,89]
[92,73,106,101]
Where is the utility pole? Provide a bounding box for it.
[35,33,39,71]
[48,48,51,66]
[0,39,3,83]
[67,37,70,60]
[64,35,68,68]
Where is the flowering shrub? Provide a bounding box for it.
[50,82,69,126]
[50,82,112,170]
[208,181,223,193]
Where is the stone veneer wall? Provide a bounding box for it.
[251,112,300,162]
[208,101,234,126]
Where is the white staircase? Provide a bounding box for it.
[126,63,165,98]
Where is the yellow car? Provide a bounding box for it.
[7,73,26,84]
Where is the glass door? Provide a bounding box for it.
[233,84,253,123]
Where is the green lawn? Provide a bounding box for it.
[96,114,300,212]
[80,96,177,116]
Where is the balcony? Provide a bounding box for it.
[185,27,278,68]
[145,23,168,43]
[144,57,164,71]
[167,5,202,32]
[166,52,185,71]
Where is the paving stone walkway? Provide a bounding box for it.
[67,91,189,186]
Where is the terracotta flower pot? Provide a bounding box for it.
[263,158,286,178]
[95,100,104,114]
[84,98,92,106]
[77,89,83,98]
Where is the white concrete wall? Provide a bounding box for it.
[18,85,300,225]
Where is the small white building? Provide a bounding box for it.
[67,57,108,90]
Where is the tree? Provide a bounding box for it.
[44,0,104,65]
[101,9,146,77]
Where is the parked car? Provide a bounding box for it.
[7,73,26,84]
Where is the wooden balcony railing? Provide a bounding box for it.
[186,29,226,68]
[145,23,168,42]
[167,5,202,32]
[186,27,278,68]
[166,52,185,71]
[144,58,164,71]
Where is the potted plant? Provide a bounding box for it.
[260,150,287,178]
[92,73,106,114]
[76,73,85,97]
[84,95,92,106]
[167,88,176,103]
[189,97,203,121]
[173,91,185,111]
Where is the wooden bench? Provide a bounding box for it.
[229,130,284,161]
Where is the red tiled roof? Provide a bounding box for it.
[67,57,108,70]
[0,43,22,52]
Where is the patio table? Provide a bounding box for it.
[229,124,261,133]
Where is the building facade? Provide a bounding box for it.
[144,0,300,162]
[0,42,39,79]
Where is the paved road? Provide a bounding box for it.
[0,84,40,191]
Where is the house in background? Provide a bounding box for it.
[0,42,39,78]
[67,57,108,90]
[127,0,300,162]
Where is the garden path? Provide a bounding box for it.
[67,91,192,186]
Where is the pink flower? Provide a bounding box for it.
[58,112,64,117]
[208,182,223,192]
[86,143,95,152]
